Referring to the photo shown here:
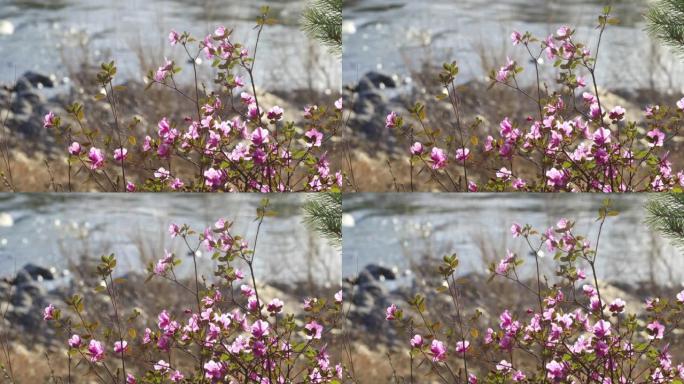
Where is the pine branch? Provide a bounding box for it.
[303,192,342,248]
[646,0,684,56]
[301,0,342,57]
[645,193,684,251]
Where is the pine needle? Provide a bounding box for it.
[301,0,342,57]
[303,192,342,248]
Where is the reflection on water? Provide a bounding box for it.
[0,194,340,286]
[343,194,682,286]
[0,0,340,91]
[344,0,684,92]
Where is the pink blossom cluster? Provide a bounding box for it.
[385,10,684,192]
[44,212,345,383]
[386,208,684,383]
[42,9,343,192]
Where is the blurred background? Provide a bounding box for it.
[344,0,683,92]
[0,0,341,191]
[342,193,684,381]
[0,193,340,286]
[342,0,684,191]
[0,0,340,91]
[0,193,342,382]
[344,193,682,285]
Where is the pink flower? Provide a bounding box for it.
[204,168,224,189]
[556,26,572,40]
[676,290,684,304]
[87,147,105,170]
[593,319,611,338]
[43,304,56,320]
[429,147,447,170]
[546,168,567,189]
[545,360,567,381]
[169,178,184,190]
[455,147,470,162]
[305,128,324,148]
[386,304,398,320]
[251,319,270,338]
[68,334,81,348]
[267,106,284,121]
[43,112,56,128]
[608,106,625,121]
[214,26,227,38]
[126,373,136,384]
[511,31,522,45]
[251,126,270,146]
[170,371,184,382]
[410,141,424,155]
[410,334,423,348]
[455,340,470,354]
[512,178,526,190]
[510,223,522,238]
[496,360,512,373]
[168,30,180,45]
[304,320,324,340]
[647,128,665,147]
[677,97,684,111]
[335,98,343,110]
[647,320,665,340]
[429,339,447,362]
[583,92,597,104]
[113,147,128,162]
[267,298,284,313]
[240,92,255,105]
[154,167,170,181]
[126,182,136,192]
[167,224,180,238]
[335,290,343,303]
[385,111,398,129]
[609,298,625,313]
[496,167,512,182]
[593,127,611,146]
[113,340,128,354]
[154,360,170,373]
[204,360,223,380]
[68,142,81,156]
[589,103,602,120]
[87,339,105,362]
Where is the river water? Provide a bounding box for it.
[0,0,340,92]
[0,194,340,286]
[344,0,684,93]
[343,194,683,286]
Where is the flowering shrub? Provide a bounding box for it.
[386,7,684,192]
[44,200,345,383]
[43,7,343,192]
[386,200,684,382]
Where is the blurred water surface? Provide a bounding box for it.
[0,194,340,286]
[344,194,683,286]
[0,0,340,91]
[344,0,684,92]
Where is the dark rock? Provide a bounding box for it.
[13,264,55,283]
[365,264,396,281]
[12,270,32,285]
[24,263,55,280]
[357,71,396,93]
[12,78,33,94]
[352,91,385,115]
[22,71,54,88]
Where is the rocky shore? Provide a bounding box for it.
[342,70,684,190]
[343,262,682,348]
